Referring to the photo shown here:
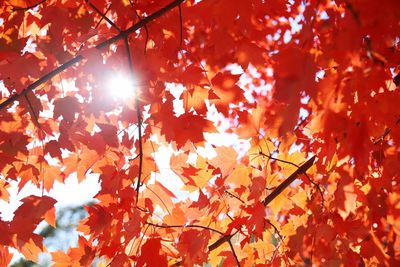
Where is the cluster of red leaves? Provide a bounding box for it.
[0,0,400,266]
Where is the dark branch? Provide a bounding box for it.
[124,37,143,202]
[373,118,400,145]
[259,152,324,206]
[11,0,46,11]
[208,229,239,253]
[0,0,184,110]
[148,218,242,265]
[266,219,283,242]
[178,3,183,48]
[24,94,41,128]
[225,190,245,204]
[133,9,149,54]
[228,240,241,267]
[262,156,316,206]
[85,0,120,31]
[145,222,225,235]
[94,3,112,30]
[208,234,232,251]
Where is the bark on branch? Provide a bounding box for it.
[262,155,316,206]
[207,156,315,263]
[0,0,184,110]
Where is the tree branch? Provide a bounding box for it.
[208,234,232,251]
[85,0,120,31]
[224,190,245,204]
[208,157,317,259]
[228,240,241,267]
[178,3,183,48]
[373,118,400,145]
[124,36,143,203]
[262,156,316,206]
[93,3,112,30]
[23,94,41,128]
[0,0,184,110]
[133,9,149,54]
[146,222,242,263]
[259,151,324,205]
[145,222,225,235]
[10,0,47,11]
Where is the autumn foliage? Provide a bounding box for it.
[1,0,400,266]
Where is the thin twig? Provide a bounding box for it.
[124,36,143,203]
[0,0,185,110]
[228,240,241,267]
[266,219,283,242]
[85,0,120,31]
[373,118,400,145]
[131,223,150,257]
[133,9,149,54]
[24,94,41,128]
[145,222,225,235]
[147,221,241,265]
[303,172,324,207]
[208,229,240,252]
[94,3,112,30]
[144,185,172,216]
[10,0,46,11]
[259,151,298,168]
[225,190,245,204]
[178,3,183,48]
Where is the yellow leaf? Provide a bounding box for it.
[209,146,237,177]
[226,165,250,187]
[189,156,213,188]
[290,189,308,210]
[326,153,338,172]
[247,137,275,169]
[281,222,296,237]
[278,152,305,176]
[269,192,293,215]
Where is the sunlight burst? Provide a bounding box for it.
[107,74,135,99]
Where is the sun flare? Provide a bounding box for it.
[107,74,135,99]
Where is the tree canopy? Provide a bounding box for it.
[0,0,399,266]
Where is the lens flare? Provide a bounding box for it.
[107,73,134,99]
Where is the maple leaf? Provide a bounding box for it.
[136,238,168,267]
[209,146,237,177]
[177,229,211,266]
[44,140,63,160]
[11,195,57,237]
[243,202,267,239]
[79,204,111,237]
[248,176,266,202]
[163,113,216,148]
[211,72,245,115]
[189,189,210,210]
[53,96,80,122]
[1,0,400,265]
[14,235,44,262]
